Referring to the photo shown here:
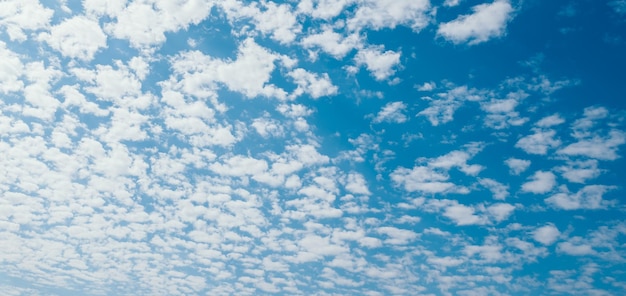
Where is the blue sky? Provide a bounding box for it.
[1,0,626,295]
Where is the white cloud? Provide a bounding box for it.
[504,158,530,175]
[443,0,463,7]
[354,46,401,81]
[170,38,287,100]
[417,85,484,126]
[487,203,515,222]
[301,28,361,59]
[545,185,614,210]
[557,240,595,256]
[443,204,484,225]
[557,160,602,184]
[0,42,24,94]
[391,146,482,194]
[376,227,418,245]
[536,114,565,127]
[479,178,509,200]
[288,68,338,99]
[105,0,214,48]
[416,82,436,91]
[0,0,53,41]
[480,98,527,129]
[558,130,626,161]
[83,0,127,17]
[297,0,355,19]
[222,1,301,44]
[515,128,561,155]
[521,171,556,194]
[347,0,431,32]
[437,0,514,45]
[533,224,560,245]
[343,172,371,195]
[373,102,408,124]
[40,16,107,61]
[251,116,285,138]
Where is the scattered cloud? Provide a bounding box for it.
[521,171,557,194]
[372,101,408,124]
[437,0,515,45]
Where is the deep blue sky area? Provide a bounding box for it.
[1,0,625,295]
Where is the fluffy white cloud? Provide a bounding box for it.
[372,102,408,124]
[558,130,626,161]
[533,224,560,245]
[354,46,401,81]
[557,240,595,256]
[557,160,602,184]
[536,114,565,127]
[391,146,483,194]
[297,0,355,19]
[515,128,561,155]
[0,42,24,94]
[437,0,514,45]
[288,68,338,99]
[301,28,361,59]
[170,38,287,100]
[504,158,531,175]
[222,1,301,44]
[40,16,107,61]
[479,178,509,200]
[105,0,214,48]
[0,0,53,41]
[347,0,431,32]
[443,203,484,225]
[521,171,556,194]
[417,85,484,126]
[545,185,614,210]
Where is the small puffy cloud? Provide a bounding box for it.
[444,0,463,7]
[504,158,530,175]
[533,224,560,245]
[437,0,514,45]
[354,46,401,81]
[343,172,371,195]
[479,178,509,200]
[373,102,408,124]
[536,114,565,127]
[521,171,556,194]
[251,116,285,138]
[417,85,484,126]
[443,204,484,226]
[416,82,436,91]
[105,0,214,48]
[391,166,455,194]
[170,38,287,100]
[0,42,24,93]
[376,227,418,245]
[558,130,626,161]
[545,185,614,210]
[297,0,355,19]
[347,0,431,32]
[301,28,361,59]
[288,68,338,99]
[557,160,602,184]
[487,203,515,222]
[557,239,595,256]
[515,128,561,155]
[0,0,53,41]
[480,98,527,129]
[40,16,107,61]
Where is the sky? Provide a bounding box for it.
[1,0,626,295]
